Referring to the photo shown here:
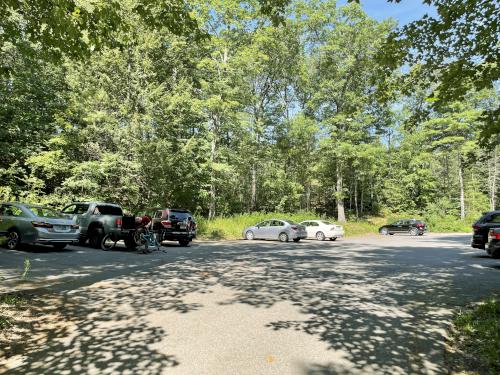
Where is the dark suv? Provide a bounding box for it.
[152,208,196,247]
[379,219,427,236]
[471,211,500,249]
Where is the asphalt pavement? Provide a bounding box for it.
[1,233,499,374]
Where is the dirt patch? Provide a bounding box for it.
[0,291,75,372]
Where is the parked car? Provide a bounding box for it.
[471,211,500,250]
[0,202,79,250]
[299,220,344,241]
[61,202,126,248]
[379,219,427,236]
[486,228,500,258]
[243,219,307,242]
[151,208,196,247]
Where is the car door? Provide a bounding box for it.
[270,220,286,240]
[306,221,319,238]
[254,221,270,239]
[0,204,8,235]
[390,221,403,232]
[401,220,411,233]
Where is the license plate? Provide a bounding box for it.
[54,225,70,232]
[179,224,187,229]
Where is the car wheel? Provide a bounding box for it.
[418,232,424,236]
[315,231,325,241]
[6,229,21,250]
[279,233,289,242]
[77,236,87,246]
[380,228,388,235]
[52,243,67,250]
[245,231,255,240]
[179,240,190,247]
[330,237,337,241]
[293,238,301,242]
[409,228,418,236]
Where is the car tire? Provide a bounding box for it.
[279,233,289,242]
[409,228,418,236]
[418,232,424,236]
[330,237,337,241]
[293,238,301,242]
[89,227,104,249]
[245,231,255,240]
[6,229,21,250]
[490,247,500,259]
[179,240,190,247]
[315,231,325,241]
[52,243,67,250]
[101,234,116,251]
[380,228,388,235]
[77,236,87,246]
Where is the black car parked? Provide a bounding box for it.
[471,211,500,249]
[486,228,500,258]
[379,219,427,236]
[152,208,196,247]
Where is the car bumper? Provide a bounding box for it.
[325,230,344,238]
[32,229,80,244]
[291,231,307,239]
[471,235,486,249]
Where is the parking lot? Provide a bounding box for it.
[1,233,500,374]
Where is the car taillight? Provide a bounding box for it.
[489,230,500,240]
[416,224,424,228]
[161,220,172,228]
[71,224,79,230]
[291,226,297,230]
[472,225,480,231]
[115,218,122,228]
[31,221,53,228]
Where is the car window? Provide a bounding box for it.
[4,205,24,217]
[169,211,192,221]
[154,211,163,219]
[310,222,319,226]
[258,221,270,227]
[75,204,90,214]
[28,206,65,218]
[271,220,284,226]
[490,214,500,223]
[393,221,401,225]
[61,205,76,214]
[95,205,123,216]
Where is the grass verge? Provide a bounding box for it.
[446,296,500,374]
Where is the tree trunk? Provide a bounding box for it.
[489,146,498,210]
[306,183,311,212]
[360,183,364,216]
[208,130,217,219]
[251,163,257,212]
[458,154,465,220]
[354,178,358,218]
[337,163,346,222]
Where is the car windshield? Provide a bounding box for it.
[321,221,332,225]
[169,211,192,221]
[28,206,65,218]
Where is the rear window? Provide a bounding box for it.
[95,205,123,216]
[169,210,192,221]
[28,206,65,219]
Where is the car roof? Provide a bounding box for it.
[69,202,121,207]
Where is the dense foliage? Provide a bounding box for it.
[0,0,498,222]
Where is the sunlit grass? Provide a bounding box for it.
[451,297,500,373]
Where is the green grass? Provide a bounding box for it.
[197,212,388,240]
[450,297,500,373]
[196,212,474,240]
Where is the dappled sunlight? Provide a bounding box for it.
[1,234,500,374]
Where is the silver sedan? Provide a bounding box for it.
[0,202,80,250]
[242,219,307,242]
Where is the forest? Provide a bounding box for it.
[0,0,499,226]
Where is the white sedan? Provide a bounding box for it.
[299,220,345,241]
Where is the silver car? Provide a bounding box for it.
[242,219,307,242]
[0,202,80,250]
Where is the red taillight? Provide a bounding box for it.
[416,224,424,229]
[115,218,122,228]
[31,221,53,228]
[161,220,172,228]
[489,230,500,240]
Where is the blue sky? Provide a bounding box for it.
[338,0,438,25]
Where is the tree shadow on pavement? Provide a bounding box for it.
[2,235,499,374]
